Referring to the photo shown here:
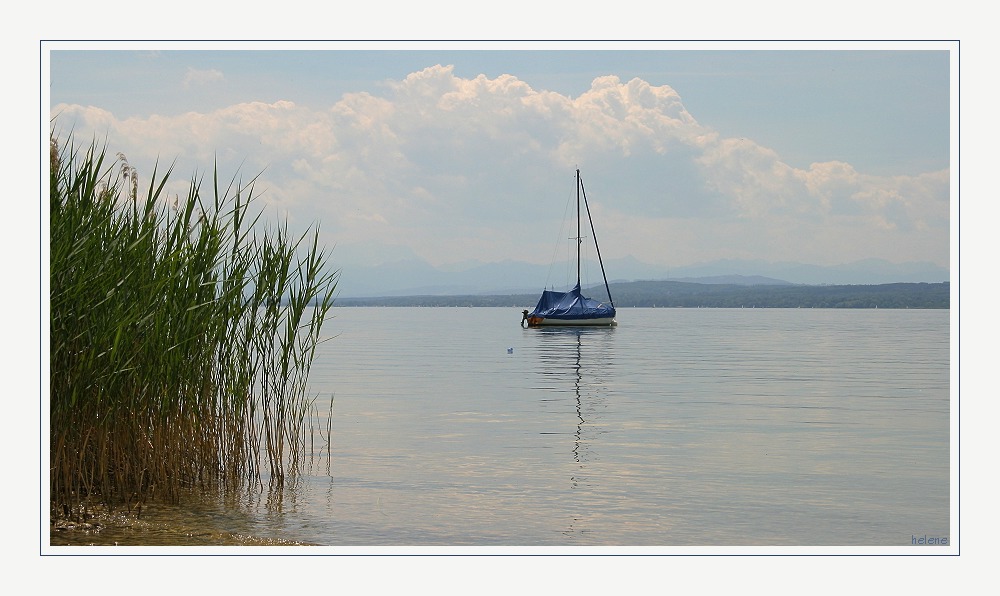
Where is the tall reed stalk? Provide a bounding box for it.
[49,132,337,515]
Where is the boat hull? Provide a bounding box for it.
[528,316,617,327]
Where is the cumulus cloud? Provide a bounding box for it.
[51,64,949,269]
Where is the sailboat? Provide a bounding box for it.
[522,169,617,327]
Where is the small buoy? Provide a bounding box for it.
[507,347,514,354]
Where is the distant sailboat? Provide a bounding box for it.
[522,169,617,327]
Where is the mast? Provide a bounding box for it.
[576,168,582,287]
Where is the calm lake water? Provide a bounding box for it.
[53,307,952,550]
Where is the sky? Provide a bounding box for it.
[46,41,955,285]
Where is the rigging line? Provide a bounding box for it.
[579,174,615,308]
[544,178,576,291]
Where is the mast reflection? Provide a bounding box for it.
[528,326,615,487]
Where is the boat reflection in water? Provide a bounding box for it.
[526,325,617,538]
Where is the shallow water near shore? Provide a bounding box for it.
[49,306,952,549]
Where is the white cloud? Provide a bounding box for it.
[50,64,949,270]
[182,67,224,88]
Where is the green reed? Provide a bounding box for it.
[49,132,338,515]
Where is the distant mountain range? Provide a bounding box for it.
[333,255,950,298]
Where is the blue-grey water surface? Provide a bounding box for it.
[224,307,951,548]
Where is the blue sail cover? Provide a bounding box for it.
[529,284,616,321]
